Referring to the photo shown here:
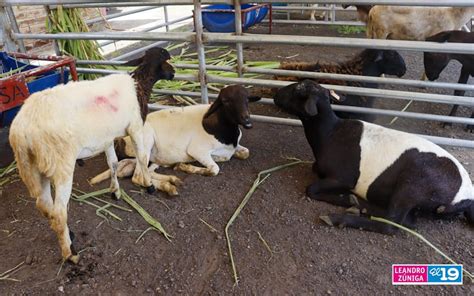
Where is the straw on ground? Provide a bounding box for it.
[225,158,311,285]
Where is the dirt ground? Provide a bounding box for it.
[1,14,474,296]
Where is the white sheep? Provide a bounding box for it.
[367,6,474,40]
[9,74,155,263]
[90,85,261,195]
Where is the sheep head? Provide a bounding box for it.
[125,47,175,82]
[204,85,261,129]
[368,49,406,78]
[125,47,175,120]
[274,80,342,118]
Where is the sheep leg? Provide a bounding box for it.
[307,192,355,207]
[150,170,182,186]
[233,145,250,160]
[175,150,219,176]
[212,155,232,162]
[147,164,182,196]
[150,178,179,196]
[308,190,413,224]
[127,124,154,193]
[51,175,79,264]
[306,178,348,197]
[89,158,138,185]
[444,68,469,127]
[36,178,54,219]
[319,213,398,234]
[320,192,412,234]
[105,145,121,200]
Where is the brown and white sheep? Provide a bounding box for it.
[90,85,261,194]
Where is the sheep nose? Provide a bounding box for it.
[242,117,252,129]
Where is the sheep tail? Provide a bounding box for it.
[89,169,111,185]
[10,143,44,198]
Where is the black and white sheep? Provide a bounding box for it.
[274,80,474,234]
[277,49,406,122]
[90,85,261,194]
[424,30,474,131]
[9,47,175,263]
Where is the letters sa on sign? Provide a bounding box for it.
[0,75,30,112]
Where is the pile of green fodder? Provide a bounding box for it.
[150,43,280,105]
[46,5,106,80]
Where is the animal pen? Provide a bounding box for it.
[1,0,474,292]
[1,0,474,148]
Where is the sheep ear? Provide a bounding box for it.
[248,95,261,102]
[304,96,318,116]
[204,95,223,118]
[123,56,144,67]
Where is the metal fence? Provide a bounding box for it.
[1,0,474,148]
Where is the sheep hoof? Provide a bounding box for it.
[349,194,359,206]
[319,215,333,226]
[68,254,80,265]
[111,192,120,200]
[345,206,361,216]
[168,189,179,196]
[172,177,183,186]
[146,185,156,194]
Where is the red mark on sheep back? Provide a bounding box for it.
[94,95,118,112]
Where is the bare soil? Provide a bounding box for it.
[1,20,474,295]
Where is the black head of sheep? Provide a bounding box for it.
[125,47,175,81]
[124,47,175,120]
[366,49,406,78]
[274,79,343,118]
[205,85,261,129]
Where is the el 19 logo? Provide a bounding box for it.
[427,265,462,284]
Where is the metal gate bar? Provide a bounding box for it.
[2,0,473,149]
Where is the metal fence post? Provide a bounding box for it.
[193,0,209,103]
[164,5,169,32]
[0,6,20,52]
[234,0,244,77]
[5,5,26,53]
